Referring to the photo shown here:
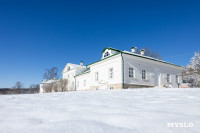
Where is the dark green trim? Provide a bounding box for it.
[75,71,90,77]
[102,47,121,53]
[74,77,76,91]
[131,47,136,49]
[121,52,125,89]
[87,53,121,67]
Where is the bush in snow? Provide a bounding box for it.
[43,83,54,93]
[42,79,69,93]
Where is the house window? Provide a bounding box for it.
[104,52,110,58]
[109,68,113,78]
[167,74,170,83]
[176,75,178,83]
[95,72,99,81]
[129,68,135,78]
[142,70,146,79]
[84,80,86,87]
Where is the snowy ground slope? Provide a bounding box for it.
[0,88,200,133]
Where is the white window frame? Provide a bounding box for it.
[176,75,179,83]
[95,72,99,81]
[167,74,171,83]
[142,70,146,80]
[109,68,113,79]
[104,52,110,58]
[129,67,135,78]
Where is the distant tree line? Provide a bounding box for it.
[0,82,39,95]
[0,66,70,95]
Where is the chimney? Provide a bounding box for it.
[131,47,137,53]
[80,61,83,66]
[140,49,145,55]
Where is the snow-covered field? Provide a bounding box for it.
[0,88,200,133]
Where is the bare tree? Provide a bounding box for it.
[43,67,59,80]
[136,48,162,59]
[59,79,68,92]
[13,81,23,94]
[29,84,40,93]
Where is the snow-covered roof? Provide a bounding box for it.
[75,68,90,77]
[62,63,86,73]
[42,79,58,84]
[67,63,86,68]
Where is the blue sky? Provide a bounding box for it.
[0,0,200,88]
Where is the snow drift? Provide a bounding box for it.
[0,88,199,133]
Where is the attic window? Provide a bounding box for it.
[104,52,110,58]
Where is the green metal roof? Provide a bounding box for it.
[102,47,121,53]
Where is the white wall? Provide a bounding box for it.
[123,54,183,88]
[62,64,87,91]
[75,73,90,91]
[39,84,44,93]
[89,54,122,89]
[76,54,122,90]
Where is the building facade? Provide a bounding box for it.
[62,47,184,91]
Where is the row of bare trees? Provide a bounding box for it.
[11,82,39,94]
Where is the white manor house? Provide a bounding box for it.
[41,47,184,92]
